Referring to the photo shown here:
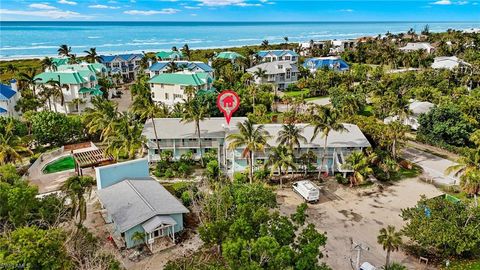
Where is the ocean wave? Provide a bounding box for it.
[87,36,101,39]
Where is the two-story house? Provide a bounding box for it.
[148,72,213,106]
[246,61,299,91]
[0,80,20,118]
[304,57,350,73]
[35,69,102,114]
[256,50,298,63]
[99,54,144,82]
[142,118,371,177]
[147,61,213,78]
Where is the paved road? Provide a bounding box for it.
[401,147,459,186]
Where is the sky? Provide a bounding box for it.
[0,0,479,21]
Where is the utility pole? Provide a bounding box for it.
[350,238,369,269]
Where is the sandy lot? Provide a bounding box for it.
[277,178,443,270]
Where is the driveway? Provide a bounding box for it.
[401,147,459,186]
[278,179,442,270]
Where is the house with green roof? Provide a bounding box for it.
[34,69,102,114]
[148,72,213,106]
[156,51,183,61]
[215,51,245,61]
[57,62,108,75]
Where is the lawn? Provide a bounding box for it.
[442,260,480,270]
[42,156,75,174]
[283,89,310,98]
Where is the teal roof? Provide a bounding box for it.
[148,72,211,86]
[198,88,217,95]
[79,86,103,96]
[156,51,183,60]
[52,58,69,67]
[34,72,87,84]
[57,63,107,73]
[216,51,245,60]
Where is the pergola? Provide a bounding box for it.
[73,149,115,175]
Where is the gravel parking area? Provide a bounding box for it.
[277,178,443,270]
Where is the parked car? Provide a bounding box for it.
[359,262,376,270]
[292,180,319,202]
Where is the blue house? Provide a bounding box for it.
[96,159,189,252]
[303,57,350,72]
[0,81,19,118]
[99,53,144,81]
[147,61,214,78]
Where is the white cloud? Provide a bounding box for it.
[184,5,200,9]
[0,8,89,19]
[197,0,261,7]
[88,4,120,9]
[108,0,119,3]
[457,1,468,4]
[432,0,452,4]
[190,13,198,16]
[123,8,180,15]
[58,0,77,5]
[29,3,57,10]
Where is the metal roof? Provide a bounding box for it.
[35,71,88,85]
[257,50,298,58]
[0,84,16,100]
[99,54,143,63]
[148,72,211,86]
[142,215,177,233]
[247,61,299,75]
[97,178,189,233]
[149,61,213,73]
[216,51,245,60]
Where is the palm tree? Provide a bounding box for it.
[62,175,95,226]
[267,145,297,187]
[299,150,317,176]
[71,98,86,114]
[283,36,289,49]
[261,40,269,49]
[46,79,66,113]
[253,68,267,81]
[458,170,480,206]
[0,119,31,165]
[18,69,40,95]
[68,54,78,64]
[5,64,18,74]
[343,151,373,186]
[83,47,102,63]
[83,96,120,140]
[58,44,71,57]
[131,231,146,251]
[182,44,191,60]
[41,57,56,71]
[383,121,407,159]
[181,97,210,167]
[310,106,346,178]
[277,123,307,153]
[377,225,403,268]
[227,119,270,183]
[184,86,197,101]
[105,113,145,159]
[132,98,167,156]
[166,61,178,73]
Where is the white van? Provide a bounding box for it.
[292,180,320,202]
[359,262,376,270]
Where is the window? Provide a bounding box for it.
[135,60,141,66]
[160,84,164,88]
[113,63,119,68]
[155,71,159,75]
[150,84,154,88]
[151,92,155,98]
[277,65,283,69]
[286,69,291,79]
[173,94,183,99]
[284,56,291,60]
[165,93,169,99]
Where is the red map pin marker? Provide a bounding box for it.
[217,90,240,125]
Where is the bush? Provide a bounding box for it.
[233,172,248,184]
[29,153,41,164]
[181,191,192,207]
[164,168,174,178]
[178,163,192,177]
[205,160,219,180]
[335,173,349,185]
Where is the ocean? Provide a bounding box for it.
[1,21,479,60]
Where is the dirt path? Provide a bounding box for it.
[278,178,443,270]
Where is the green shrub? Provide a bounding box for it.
[335,173,349,185]
[164,168,174,178]
[178,163,192,177]
[29,153,41,164]
[205,160,219,179]
[181,191,192,206]
[233,172,248,184]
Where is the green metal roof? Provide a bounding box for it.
[57,63,107,73]
[34,72,87,84]
[148,72,211,86]
[79,86,103,96]
[52,58,69,67]
[198,88,217,95]
[216,51,245,60]
[156,51,183,59]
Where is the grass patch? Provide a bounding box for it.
[283,89,309,98]
[359,105,374,117]
[374,164,422,182]
[442,260,480,270]
[42,156,75,174]
[304,96,327,101]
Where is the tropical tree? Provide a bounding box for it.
[383,121,408,159]
[105,113,145,159]
[377,225,403,268]
[310,106,346,178]
[458,170,480,206]
[343,151,373,186]
[5,63,18,74]
[0,119,31,165]
[61,175,96,226]
[83,96,120,140]
[41,57,56,71]
[181,97,210,167]
[267,145,297,187]
[132,98,167,155]
[46,79,66,113]
[83,47,102,63]
[57,44,71,57]
[227,120,270,183]
[18,69,40,95]
[68,54,78,64]
[131,231,146,251]
[166,61,178,73]
[253,68,267,81]
[277,123,307,153]
[261,40,269,48]
[70,98,85,114]
[182,44,191,60]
